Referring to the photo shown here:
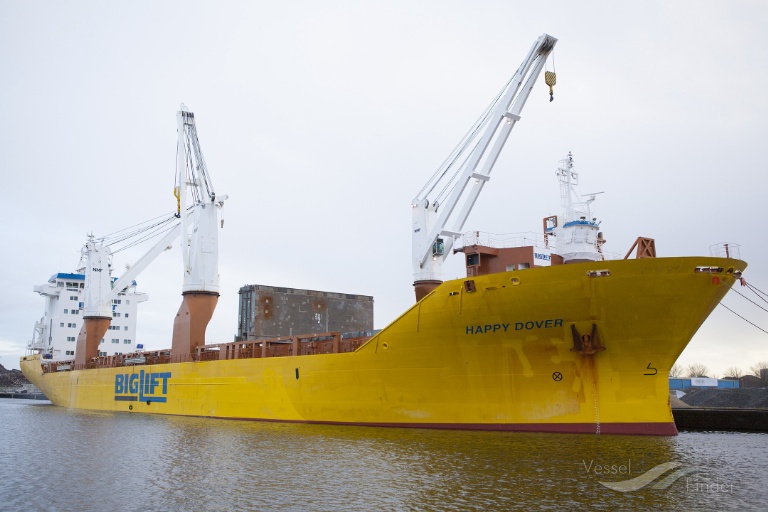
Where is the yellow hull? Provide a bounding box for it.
[21,256,745,435]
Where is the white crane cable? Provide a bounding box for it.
[415,75,513,202]
[95,210,177,244]
[111,219,180,254]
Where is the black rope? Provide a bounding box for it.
[111,221,179,254]
[104,216,176,247]
[747,283,768,302]
[719,303,768,335]
[177,119,216,205]
[731,288,768,314]
[191,126,214,199]
[183,135,202,205]
[97,210,178,243]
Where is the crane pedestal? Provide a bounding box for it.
[414,280,442,302]
[171,292,218,360]
[75,317,111,367]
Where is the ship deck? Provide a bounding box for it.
[39,331,373,373]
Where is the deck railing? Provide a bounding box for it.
[40,332,372,373]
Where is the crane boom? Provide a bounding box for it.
[411,33,557,300]
[107,220,184,302]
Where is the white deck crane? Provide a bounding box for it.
[171,104,227,358]
[411,33,557,300]
[175,104,227,295]
[76,105,226,366]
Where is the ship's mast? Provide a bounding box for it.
[552,152,604,263]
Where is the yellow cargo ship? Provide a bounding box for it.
[21,255,744,435]
[19,35,747,435]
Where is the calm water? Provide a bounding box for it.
[1,399,766,511]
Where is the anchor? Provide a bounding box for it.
[570,323,606,355]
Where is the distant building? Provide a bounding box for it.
[739,375,765,388]
[237,284,373,340]
[668,377,740,391]
[28,272,147,361]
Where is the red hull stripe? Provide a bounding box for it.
[219,418,678,436]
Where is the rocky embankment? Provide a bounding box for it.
[672,388,768,431]
[0,363,30,391]
[678,387,768,409]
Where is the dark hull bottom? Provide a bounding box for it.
[202,417,679,436]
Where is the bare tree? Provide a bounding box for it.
[686,363,709,378]
[749,361,768,378]
[669,364,683,377]
[723,367,743,379]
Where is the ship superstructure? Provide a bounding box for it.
[454,152,607,274]
[545,151,605,263]
[28,272,147,361]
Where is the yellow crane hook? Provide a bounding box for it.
[545,71,556,102]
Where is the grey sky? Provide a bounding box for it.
[1,1,766,376]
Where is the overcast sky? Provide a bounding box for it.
[1,1,766,376]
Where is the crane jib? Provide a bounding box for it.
[411,34,557,291]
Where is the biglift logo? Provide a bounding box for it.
[114,370,171,403]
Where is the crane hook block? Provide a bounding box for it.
[545,71,556,102]
[173,187,181,218]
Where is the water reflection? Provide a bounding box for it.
[2,400,766,511]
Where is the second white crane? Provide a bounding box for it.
[411,34,557,300]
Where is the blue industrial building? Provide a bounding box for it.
[668,377,740,391]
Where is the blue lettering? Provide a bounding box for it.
[466,326,473,335]
[515,322,523,330]
[158,372,171,394]
[149,373,159,394]
[141,370,148,395]
[115,371,172,403]
[545,320,553,328]
[129,374,139,394]
[503,323,509,332]
[555,319,563,327]
[525,321,534,329]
